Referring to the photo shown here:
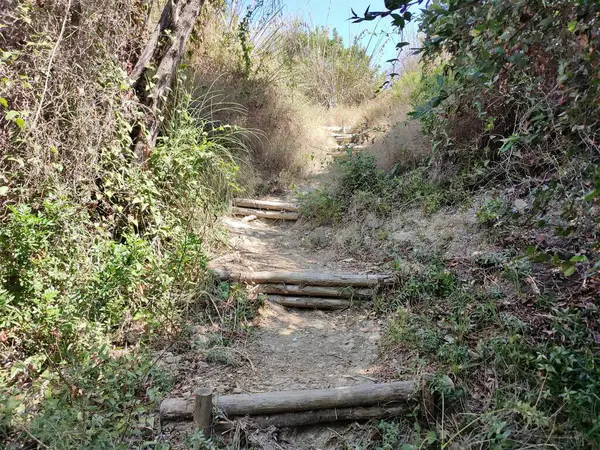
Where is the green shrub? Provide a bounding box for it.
[299,189,344,226]
[0,85,250,446]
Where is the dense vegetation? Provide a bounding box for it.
[301,0,600,447]
[0,1,382,447]
[1,0,599,448]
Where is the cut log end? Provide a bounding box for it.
[194,388,213,436]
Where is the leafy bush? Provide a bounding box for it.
[301,153,469,225]
[379,247,600,447]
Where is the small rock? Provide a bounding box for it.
[514,198,528,213]
[364,213,383,229]
[164,356,180,364]
[197,361,209,370]
[308,227,331,247]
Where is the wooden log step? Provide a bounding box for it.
[258,284,373,299]
[160,381,417,420]
[213,269,393,287]
[267,295,359,310]
[224,405,406,429]
[216,381,416,416]
[161,400,405,428]
[324,126,347,133]
[332,133,354,141]
[328,144,366,151]
[231,206,299,221]
[233,198,299,212]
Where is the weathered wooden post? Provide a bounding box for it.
[194,388,213,436]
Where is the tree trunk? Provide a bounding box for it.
[131,0,204,163]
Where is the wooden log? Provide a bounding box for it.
[267,295,358,310]
[215,381,417,416]
[332,133,354,141]
[159,378,451,422]
[233,198,299,212]
[160,397,193,420]
[258,284,373,299]
[324,126,346,133]
[212,269,392,287]
[234,405,406,428]
[231,207,299,221]
[194,388,213,436]
[329,145,366,150]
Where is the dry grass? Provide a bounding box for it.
[187,4,335,192]
[327,67,432,172]
[0,0,146,200]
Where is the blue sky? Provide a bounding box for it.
[284,0,399,66]
[282,0,406,67]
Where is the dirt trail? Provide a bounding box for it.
[164,138,391,449]
[208,207,386,448]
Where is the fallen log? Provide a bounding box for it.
[233,198,299,212]
[231,207,299,221]
[216,381,416,416]
[267,295,360,309]
[232,405,405,428]
[258,284,373,299]
[212,269,393,287]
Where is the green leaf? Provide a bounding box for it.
[426,429,438,443]
[14,117,25,128]
[567,21,577,33]
[570,255,588,263]
[584,189,599,201]
[0,97,7,108]
[5,110,18,120]
[562,264,576,277]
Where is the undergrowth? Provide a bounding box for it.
[302,1,600,447]
[300,152,469,226]
[0,34,256,448]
